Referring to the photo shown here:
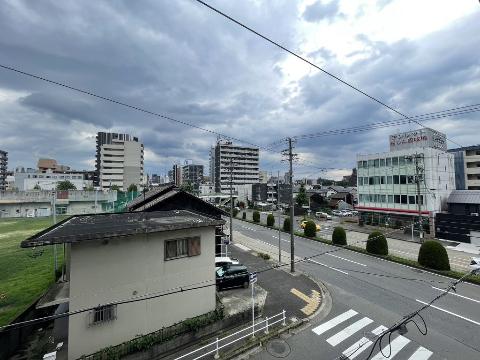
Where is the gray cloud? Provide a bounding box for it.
[303,0,345,23]
[0,1,479,180]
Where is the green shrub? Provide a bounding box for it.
[304,220,317,237]
[283,217,291,232]
[267,214,275,227]
[258,252,271,260]
[232,208,239,218]
[366,231,388,255]
[252,211,260,223]
[242,212,246,220]
[418,241,450,271]
[332,227,347,245]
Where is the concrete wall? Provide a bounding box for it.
[68,226,216,359]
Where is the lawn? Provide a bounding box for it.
[0,216,66,326]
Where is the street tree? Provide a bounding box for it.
[127,184,138,193]
[296,184,308,207]
[56,180,76,191]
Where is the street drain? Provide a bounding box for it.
[266,339,291,358]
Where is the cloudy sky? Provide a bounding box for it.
[0,0,479,180]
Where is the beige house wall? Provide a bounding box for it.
[68,226,216,359]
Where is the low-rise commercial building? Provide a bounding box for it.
[21,210,223,359]
[14,169,92,191]
[356,128,455,234]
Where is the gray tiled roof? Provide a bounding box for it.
[447,190,480,204]
[21,210,224,248]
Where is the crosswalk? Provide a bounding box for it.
[312,309,433,360]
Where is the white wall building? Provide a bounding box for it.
[14,169,92,191]
[21,210,223,359]
[213,140,259,193]
[356,128,455,234]
[99,138,144,191]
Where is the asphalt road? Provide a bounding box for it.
[232,219,480,360]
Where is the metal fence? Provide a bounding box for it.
[173,310,286,360]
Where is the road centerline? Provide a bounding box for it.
[416,299,480,325]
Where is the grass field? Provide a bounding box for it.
[0,216,66,326]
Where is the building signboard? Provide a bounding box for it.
[389,128,447,152]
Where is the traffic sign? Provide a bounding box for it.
[223,236,231,245]
[249,272,257,284]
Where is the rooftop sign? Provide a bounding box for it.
[389,128,447,152]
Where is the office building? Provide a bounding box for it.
[96,132,144,191]
[212,140,259,193]
[182,164,204,188]
[14,168,92,191]
[0,150,7,191]
[172,164,182,186]
[356,128,455,234]
[448,145,480,190]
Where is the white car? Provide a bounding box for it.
[332,210,343,216]
[470,257,480,273]
[215,256,240,270]
[340,210,353,217]
[315,212,332,220]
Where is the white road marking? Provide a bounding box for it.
[233,244,250,251]
[327,317,374,346]
[309,259,349,275]
[342,337,372,359]
[370,335,410,360]
[407,346,433,360]
[431,286,480,304]
[312,309,358,335]
[416,299,480,325]
[327,254,367,267]
[371,325,388,335]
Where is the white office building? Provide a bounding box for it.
[14,169,92,191]
[99,136,144,191]
[212,140,259,193]
[356,128,455,234]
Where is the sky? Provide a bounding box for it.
[0,0,479,180]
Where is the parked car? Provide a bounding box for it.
[470,257,480,273]
[340,210,353,217]
[215,256,239,270]
[315,212,332,220]
[216,264,250,291]
[332,210,343,216]
[300,220,321,231]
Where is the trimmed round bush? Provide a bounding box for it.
[332,227,347,245]
[232,208,239,218]
[304,220,317,237]
[252,211,260,223]
[267,214,275,227]
[283,217,291,232]
[242,212,246,220]
[366,231,388,255]
[418,241,450,271]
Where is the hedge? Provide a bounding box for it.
[242,212,246,220]
[266,214,275,227]
[304,221,317,237]
[252,211,260,223]
[366,231,388,255]
[332,227,347,245]
[283,217,291,232]
[418,240,450,271]
[232,208,239,218]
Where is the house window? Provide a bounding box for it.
[399,156,406,166]
[56,206,67,215]
[387,176,393,184]
[386,158,391,166]
[91,305,117,325]
[409,196,416,204]
[394,195,401,204]
[165,237,201,260]
[393,175,400,184]
[400,175,407,184]
[392,157,399,166]
[380,159,385,167]
[401,195,408,204]
[388,195,393,203]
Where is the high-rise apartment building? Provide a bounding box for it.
[212,140,259,193]
[172,164,182,186]
[182,164,204,188]
[356,128,455,234]
[0,150,7,191]
[448,145,480,190]
[96,132,144,191]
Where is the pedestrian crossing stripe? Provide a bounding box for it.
[312,309,433,360]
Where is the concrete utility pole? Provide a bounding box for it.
[52,190,57,276]
[229,158,234,253]
[406,153,424,242]
[277,170,281,264]
[288,138,295,273]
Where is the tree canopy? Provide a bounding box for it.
[296,184,308,207]
[56,180,76,191]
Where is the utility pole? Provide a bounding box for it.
[229,158,234,255]
[277,170,281,264]
[52,190,57,277]
[288,138,295,273]
[406,153,424,242]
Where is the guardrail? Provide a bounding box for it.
[173,310,286,360]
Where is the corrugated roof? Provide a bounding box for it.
[126,184,175,210]
[447,190,480,204]
[21,210,225,248]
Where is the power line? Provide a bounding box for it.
[194,0,465,148]
[0,63,272,152]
